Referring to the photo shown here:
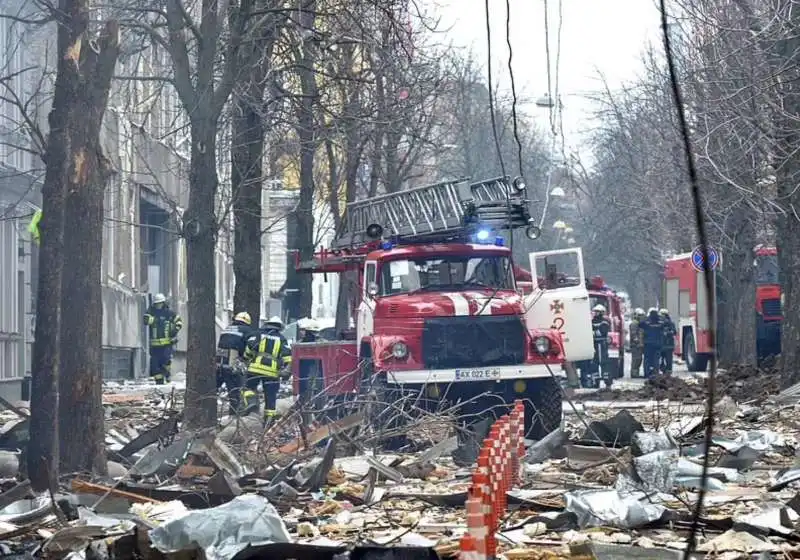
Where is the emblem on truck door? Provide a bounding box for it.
[550,300,564,313]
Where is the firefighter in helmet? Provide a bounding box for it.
[639,307,664,377]
[297,318,321,343]
[658,308,677,374]
[242,316,292,422]
[216,311,253,415]
[629,308,646,378]
[586,304,611,387]
[143,293,183,384]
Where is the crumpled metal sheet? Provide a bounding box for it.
[714,430,785,454]
[564,489,666,529]
[632,430,676,457]
[632,450,679,492]
[148,494,291,560]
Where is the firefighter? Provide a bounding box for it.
[587,304,611,388]
[297,318,321,343]
[242,316,291,422]
[216,311,253,415]
[639,307,664,378]
[659,308,677,374]
[143,293,183,385]
[629,308,645,378]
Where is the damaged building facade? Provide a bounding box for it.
[0,6,242,393]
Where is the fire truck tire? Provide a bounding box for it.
[526,378,563,440]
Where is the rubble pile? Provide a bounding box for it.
[583,366,784,405]
[579,374,705,402]
[0,376,800,558]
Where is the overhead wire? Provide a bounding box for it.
[657,3,717,558]
[504,0,525,179]
[483,0,507,178]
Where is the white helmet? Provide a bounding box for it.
[659,308,669,316]
[647,307,658,315]
[634,307,645,317]
[264,315,283,329]
[153,293,166,304]
[592,304,606,314]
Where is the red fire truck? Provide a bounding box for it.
[662,246,782,371]
[754,245,782,359]
[585,276,626,381]
[290,176,595,438]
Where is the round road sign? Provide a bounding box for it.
[691,245,719,272]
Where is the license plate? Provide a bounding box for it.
[454,367,502,381]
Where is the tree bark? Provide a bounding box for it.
[770,6,800,388]
[285,2,317,321]
[184,122,220,428]
[232,9,282,324]
[232,86,266,324]
[716,231,757,367]
[59,20,119,475]
[29,0,118,491]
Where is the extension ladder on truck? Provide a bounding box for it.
[332,176,533,249]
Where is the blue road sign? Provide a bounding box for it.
[691,245,719,272]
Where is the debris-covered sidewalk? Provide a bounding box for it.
[0,369,799,559]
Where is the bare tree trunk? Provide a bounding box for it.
[59,20,119,475]
[286,2,317,321]
[232,88,265,324]
[715,208,757,367]
[184,121,220,428]
[29,1,118,491]
[770,6,800,388]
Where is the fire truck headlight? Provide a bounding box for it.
[392,341,409,359]
[534,336,551,354]
[512,176,526,192]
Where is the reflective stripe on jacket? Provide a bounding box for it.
[245,331,292,377]
[144,305,183,347]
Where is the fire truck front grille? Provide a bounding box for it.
[422,315,526,370]
[762,298,782,317]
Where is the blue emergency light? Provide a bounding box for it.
[476,229,491,242]
[495,236,504,246]
[381,241,394,250]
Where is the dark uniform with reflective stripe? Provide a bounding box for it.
[216,322,252,415]
[243,328,292,419]
[660,314,677,374]
[143,304,183,384]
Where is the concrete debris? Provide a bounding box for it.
[4,371,800,559]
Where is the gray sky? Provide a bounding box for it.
[427,0,662,158]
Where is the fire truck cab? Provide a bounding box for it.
[290,176,595,438]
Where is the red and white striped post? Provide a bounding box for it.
[460,404,526,559]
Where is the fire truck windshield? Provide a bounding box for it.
[380,255,513,296]
[755,254,779,285]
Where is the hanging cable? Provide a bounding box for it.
[543,0,555,132]
[505,0,524,179]
[484,0,506,177]
[658,3,717,558]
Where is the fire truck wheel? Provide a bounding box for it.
[525,378,563,440]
